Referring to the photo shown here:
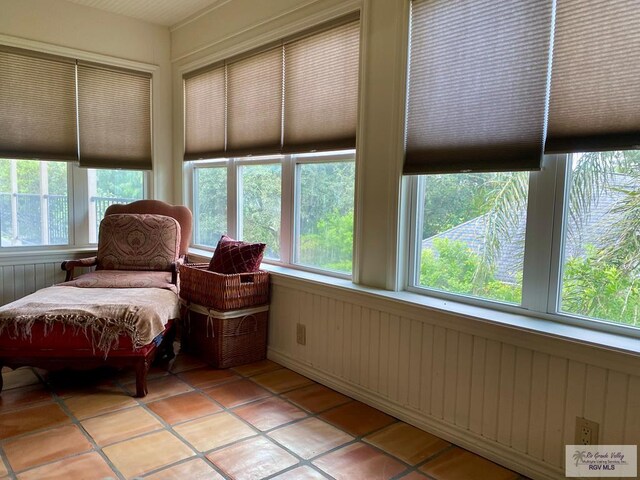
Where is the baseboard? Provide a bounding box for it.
[268,347,565,480]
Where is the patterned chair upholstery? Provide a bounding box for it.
[97,214,181,271]
[62,200,192,285]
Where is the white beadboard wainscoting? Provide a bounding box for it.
[267,273,640,480]
[0,251,95,306]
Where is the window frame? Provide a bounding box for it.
[406,153,640,339]
[0,159,149,251]
[186,150,356,279]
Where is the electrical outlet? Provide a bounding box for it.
[296,323,306,345]
[575,417,599,445]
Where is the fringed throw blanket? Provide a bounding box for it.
[0,286,179,355]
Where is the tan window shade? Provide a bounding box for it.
[0,46,77,161]
[283,19,360,153]
[77,62,152,170]
[227,47,283,157]
[405,0,554,174]
[546,0,640,153]
[183,15,360,161]
[184,64,225,161]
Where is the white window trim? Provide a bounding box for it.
[406,153,640,340]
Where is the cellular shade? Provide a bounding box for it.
[183,15,360,161]
[283,19,360,153]
[184,64,225,161]
[546,0,640,153]
[227,47,283,157]
[405,0,554,174]
[0,46,77,161]
[77,62,152,170]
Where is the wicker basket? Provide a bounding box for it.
[179,263,269,311]
[184,305,268,368]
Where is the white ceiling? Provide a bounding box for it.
[63,0,225,27]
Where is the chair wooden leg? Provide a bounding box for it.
[0,364,4,393]
[135,358,150,398]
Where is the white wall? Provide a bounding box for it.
[0,0,174,200]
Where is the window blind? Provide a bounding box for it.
[77,62,152,170]
[183,15,360,160]
[184,64,225,161]
[546,0,640,153]
[283,20,360,153]
[0,46,77,161]
[405,0,554,174]
[227,47,283,157]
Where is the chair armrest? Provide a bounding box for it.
[61,256,97,281]
[171,256,186,285]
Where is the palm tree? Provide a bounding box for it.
[474,150,639,321]
[573,450,587,467]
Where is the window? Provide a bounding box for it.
[409,151,640,331]
[239,163,281,259]
[413,171,528,304]
[296,157,355,274]
[559,151,640,327]
[189,151,355,275]
[88,169,145,243]
[405,0,639,333]
[0,158,147,248]
[193,165,228,247]
[0,159,68,247]
[0,45,153,250]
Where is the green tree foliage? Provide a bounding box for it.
[422,174,492,238]
[16,160,40,194]
[563,246,639,327]
[241,164,281,258]
[195,167,227,247]
[95,169,143,198]
[420,238,521,303]
[0,160,10,192]
[300,209,353,272]
[298,162,355,273]
[47,162,68,195]
[420,150,640,327]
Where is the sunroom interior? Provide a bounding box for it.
[0,0,639,479]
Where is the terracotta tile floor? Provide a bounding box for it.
[0,357,530,480]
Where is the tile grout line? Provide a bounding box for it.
[195,365,420,479]
[1,368,128,480]
[114,363,232,479]
[47,378,127,480]
[143,364,338,478]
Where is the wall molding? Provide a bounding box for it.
[0,249,96,268]
[170,0,234,32]
[0,33,159,72]
[268,347,564,480]
[172,0,360,65]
